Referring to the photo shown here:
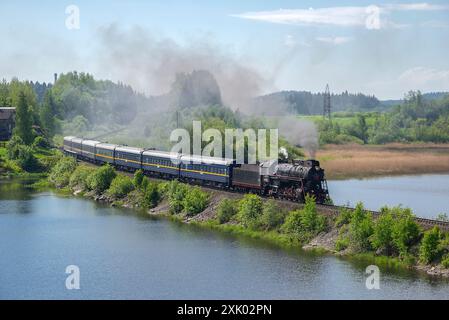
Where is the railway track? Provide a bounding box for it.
[316,204,449,232]
[73,156,449,232]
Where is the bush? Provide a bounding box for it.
[335,235,350,252]
[49,156,77,187]
[300,195,326,233]
[282,210,303,235]
[335,207,352,227]
[260,200,285,230]
[69,166,95,190]
[419,227,442,264]
[108,175,134,198]
[15,145,39,171]
[166,180,188,214]
[183,187,209,216]
[133,170,144,189]
[33,136,50,148]
[217,198,237,224]
[6,135,24,160]
[238,194,263,229]
[142,182,161,208]
[87,164,116,193]
[282,196,326,239]
[442,254,449,268]
[371,209,395,254]
[348,203,373,252]
[390,207,421,256]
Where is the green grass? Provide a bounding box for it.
[298,113,378,127]
[191,220,303,249]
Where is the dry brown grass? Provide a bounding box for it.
[317,143,449,179]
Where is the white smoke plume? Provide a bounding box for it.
[277,117,319,158]
[93,25,270,112]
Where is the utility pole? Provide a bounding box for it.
[323,84,331,120]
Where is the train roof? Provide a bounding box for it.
[115,145,144,154]
[81,139,101,147]
[71,137,83,144]
[63,136,76,141]
[142,149,181,160]
[96,142,118,150]
[180,154,234,166]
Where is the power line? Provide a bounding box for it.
[323,84,331,120]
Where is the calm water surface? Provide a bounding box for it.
[1,178,449,299]
[328,174,449,218]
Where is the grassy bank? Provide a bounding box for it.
[317,143,449,179]
[44,156,449,278]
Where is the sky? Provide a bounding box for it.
[1,0,449,100]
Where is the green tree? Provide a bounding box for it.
[217,198,237,224]
[183,187,209,216]
[40,91,58,136]
[419,227,442,264]
[87,164,116,193]
[238,194,263,229]
[371,209,395,254]
[133,169,144,189]
[281,196,326,238]
[14,91,34,144]
[49,157,77,187]
[107,175,134,198]
[348,203,373,252]
[166,180,188,214]
[299,195,325,233]
[391,207,421,256]
[260,200,285,230]
[142,182,161,209]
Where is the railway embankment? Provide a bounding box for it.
[46,156,449,279]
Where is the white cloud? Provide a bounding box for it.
[232,3,449,29]
[385,3,449,11]
[316,36,352,45]
[232,7,371,28]
[398,67,449,91]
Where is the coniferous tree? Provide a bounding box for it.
[40,91,57,136]
[14,91,33,144]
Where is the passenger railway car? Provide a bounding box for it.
[63,136,329,203]
[114,146,143,170]
[96,143,117,164]
[179,154,233,186]
[81,140,100,161]
[142,150,180,177]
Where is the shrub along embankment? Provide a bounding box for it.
[49,156,449,278]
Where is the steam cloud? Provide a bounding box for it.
[277,117,319,158]
[94,25,269,112]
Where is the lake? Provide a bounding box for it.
[1,178,449,299]
[328,174,449,219]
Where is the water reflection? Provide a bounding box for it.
[1,179,449,299]
[328,174,449,218]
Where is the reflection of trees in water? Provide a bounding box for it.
[0,180,34,202]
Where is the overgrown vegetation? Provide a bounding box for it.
[316,91,449,145]
[44,156,449,273]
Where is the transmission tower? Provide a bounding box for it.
[323,84,331,120]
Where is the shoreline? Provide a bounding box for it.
[60,183,449,280]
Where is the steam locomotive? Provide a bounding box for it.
[63,136,329,203]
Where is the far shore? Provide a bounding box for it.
[317,143,449,180]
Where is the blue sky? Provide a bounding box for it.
[1,0,449,99]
